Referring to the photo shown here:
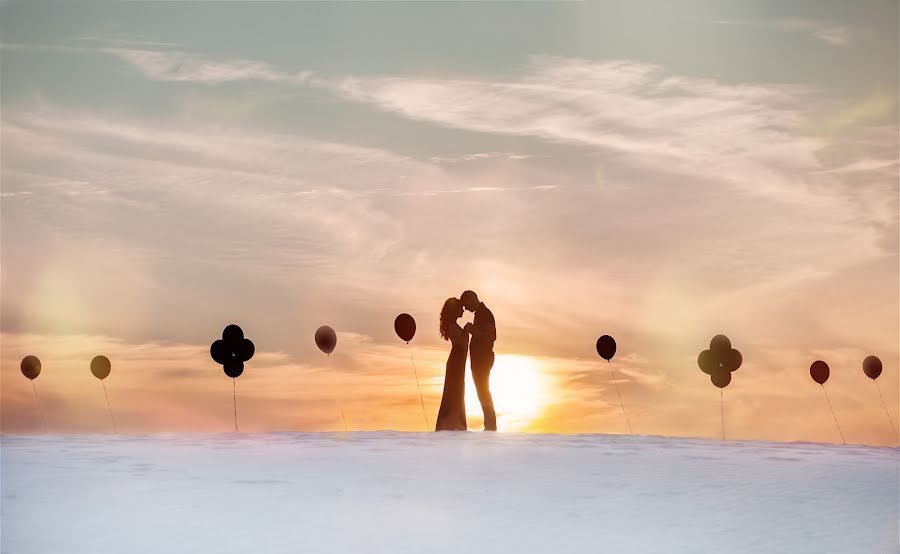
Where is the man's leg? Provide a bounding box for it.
[472,354,497,431]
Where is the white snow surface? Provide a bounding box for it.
[1,433,897,553]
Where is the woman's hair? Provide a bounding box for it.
[439,297,461,341]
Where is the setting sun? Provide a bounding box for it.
[466,355,552,432]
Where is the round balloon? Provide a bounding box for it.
[223,360,244,379]
[724,349,743,372]
[222,324,244,346]
[595,335,617,361]
[711,370,731,389]
[863,355,882,380]
[21,355,41,380]
[394,313,416,343]
[809,360,829,385]
[698,350,718,375]
[234,338,255,362]
[210,340,232,365]
[710,334,731,358]
[90,355,112,380]
[315,325,337,355]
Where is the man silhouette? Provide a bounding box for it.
[461,290,497,431]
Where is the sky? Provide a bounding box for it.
[1,1,897,445]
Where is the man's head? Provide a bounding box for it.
[460,290,479,312]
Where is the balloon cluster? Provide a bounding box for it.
[210,324,255,378]
[698,334,742,388]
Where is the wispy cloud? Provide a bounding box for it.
[102,48,314,84]
[696,17,864,46]
[428,152,534,164]
[323,56,875,209]
[75,35,182,49]
[774,18,857,45]
[96,48,896,212]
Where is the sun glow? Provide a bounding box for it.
[465,354,552,432]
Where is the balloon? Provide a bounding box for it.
[698,350,718,375]
[710,335,731,358]
[234,339,255,362]
[315,326,337,355]
[595,335,617,361]
[91,355,112,380]
[21,356,41,380]
[711,370,731,389]
[223,360,244,379]
[210,340,232,365]
[724,349,743,372]
[810,360,829,385]
[863,355,883,380]
[222,324,244,346]
[394,313,416,343]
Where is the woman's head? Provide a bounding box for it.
[439,297,463,340]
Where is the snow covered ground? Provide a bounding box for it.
[1,433,897,553]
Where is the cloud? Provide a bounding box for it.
[322,55,893,212]
[0,43,310,84]
[9,44,894,209]
[75,35,182,49]
[695,17,864,46]
[88,47,895,218]
[2,102,894,359]
[774,18,857,45]
[428,152,534,164]
[102,47,313,84]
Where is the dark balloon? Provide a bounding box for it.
[596,335,617,361]
[810,360,829,385]
[863,355,883,380]
[724,349,743,372]
[223,360,244,379]
[210,340,232,365]
[698,350,718,375]
[235,339,255,362]
[222,324,244,346]
[315,326,337,355]
[21,355,41,380]
[394,313,416,343]
[711,370,731,389]
[90,355,112,380]
[710,335,732,357]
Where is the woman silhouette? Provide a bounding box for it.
[435,297,468,431]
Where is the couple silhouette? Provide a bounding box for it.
[436,290,497,431]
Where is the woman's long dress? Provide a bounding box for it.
[435,323,468,431]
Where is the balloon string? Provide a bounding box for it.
[408,344,429,431]
[336,392,348,433]
[720,389,725,441]
[874,380,897,442]
[233,379,238,433]
[328,355,349,434]
[607,360,631,434]
[822,385,845,445]
[101,381,117,434]
[32,381,46,433]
